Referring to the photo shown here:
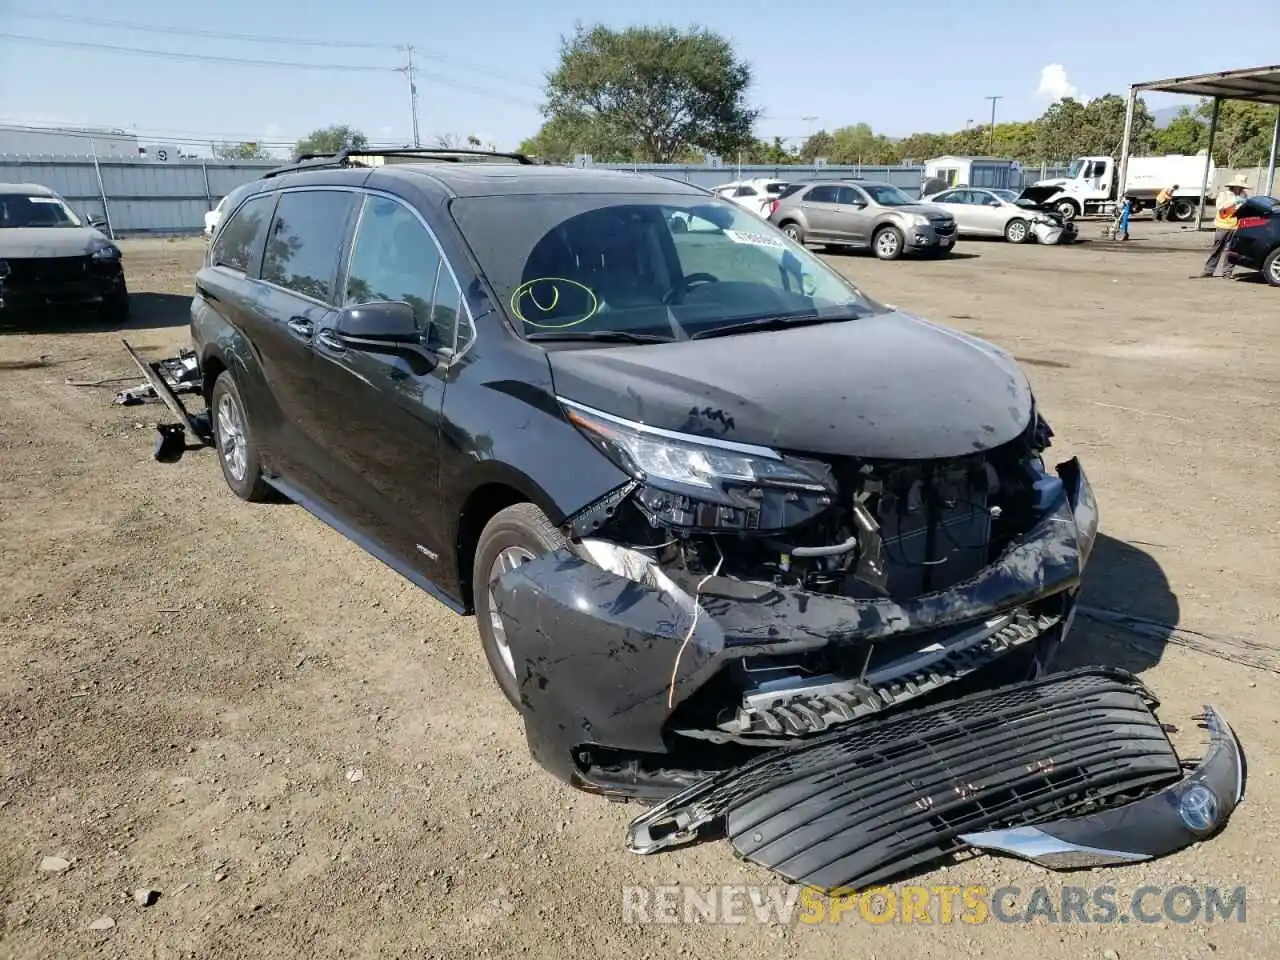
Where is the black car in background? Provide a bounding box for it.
[0,182,128,322]
[1227,194,1280,286]
[187,149,1101,802]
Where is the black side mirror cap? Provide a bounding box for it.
[335,300,420,344]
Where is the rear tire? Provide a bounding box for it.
[1171,199,1197,222]
[1004,218,1030,244]
[1263,248,1280,288]
[472,503,568,709]
[210,373,272,502]
[872,225,904,260]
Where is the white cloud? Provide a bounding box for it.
[1036,64,1079,101]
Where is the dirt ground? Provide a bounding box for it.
[2,224,1278,959]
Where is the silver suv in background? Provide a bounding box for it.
[767,179,957,260]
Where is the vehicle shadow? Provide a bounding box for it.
[1057,531,1179,673]
[0,292,191,334]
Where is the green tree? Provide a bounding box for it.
[212,141,271,161]
[519,113,634,163]
[1197,99,1278,166]
[540,23,760,162]
[1153,107,1208,155]
[799,129,836,162]
[294,124,368,158]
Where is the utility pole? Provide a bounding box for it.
[398,45,421,148]
[985,95,1003,154]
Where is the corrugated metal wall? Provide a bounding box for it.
[0,156,1075,236]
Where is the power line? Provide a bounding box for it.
[0,32,542,107]
[6,10,398,49]
[6,11,545,89]
[0,32,394,71]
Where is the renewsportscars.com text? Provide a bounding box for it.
[622,884,1248,925]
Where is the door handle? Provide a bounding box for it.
[287,316,313,340]
[315,328,346,353]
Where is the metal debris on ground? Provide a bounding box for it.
[113,348,201,406]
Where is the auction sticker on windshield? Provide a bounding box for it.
[724,230,786,248]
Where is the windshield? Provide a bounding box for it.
[0,193,81,228]
[860,184,915,206]
[1065,159,1085,180]
[989,189,1020,202]
[451,194,879,342]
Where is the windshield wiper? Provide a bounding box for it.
[690,309,866,340]
[525,329,674,344]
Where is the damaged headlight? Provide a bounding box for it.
[560,398,836,533]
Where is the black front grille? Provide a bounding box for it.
[933,220,956,235]
[632,668,1182,891]
[1,256,91,283]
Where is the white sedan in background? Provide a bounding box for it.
[919,186,1041,243]
[711,178,791,219]
[203,183,255,238]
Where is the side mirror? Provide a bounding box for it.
[88,215,107,229]
[334,301,420,348]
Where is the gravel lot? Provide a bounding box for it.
[2,226,1278,959]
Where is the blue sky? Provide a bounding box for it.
[1,0,1277,156]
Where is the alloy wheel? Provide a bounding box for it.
[216,392,248,483]
[487,545,536,678]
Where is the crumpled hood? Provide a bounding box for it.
[0,227,110,258]
[547,310,1034,460]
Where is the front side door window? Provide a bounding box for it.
[343,195,467,353]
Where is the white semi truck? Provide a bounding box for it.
[1029,153,1214,222]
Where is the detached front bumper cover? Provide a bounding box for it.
[624,667,1244,891]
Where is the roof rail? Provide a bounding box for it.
[260,146,535,179]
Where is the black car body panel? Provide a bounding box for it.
[546,310,1033,459]
[1226,195,1279,281]
[624,667,1243,892]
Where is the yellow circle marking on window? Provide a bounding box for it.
[510,277,600,329]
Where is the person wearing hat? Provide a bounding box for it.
[1192,174,1251,279]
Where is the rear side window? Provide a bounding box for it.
[734,186,758,197]
[210,193,276,273]
[262,190,356,303]
[805,185,839,203]
[766,182,788,195]
[777,183,805,200]
[343,196,455,347]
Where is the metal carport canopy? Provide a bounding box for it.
[1115,63,1280,229]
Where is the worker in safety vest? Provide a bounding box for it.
[1191,174,1250,279]
[1154,184,1178,221]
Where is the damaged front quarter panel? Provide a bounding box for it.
[491,457,1100,793]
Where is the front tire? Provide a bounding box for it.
[1263,248,1280,288]
[210,373,272,502]
[1171,199,1197,222]
[872,225,904,260]
[778,221,805,244]
[473,503,568,709]
[1004,218,1030,244]
[99,281,129,324]
[1055,200,1078,222]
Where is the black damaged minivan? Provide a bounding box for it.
[190,149,1099,799]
